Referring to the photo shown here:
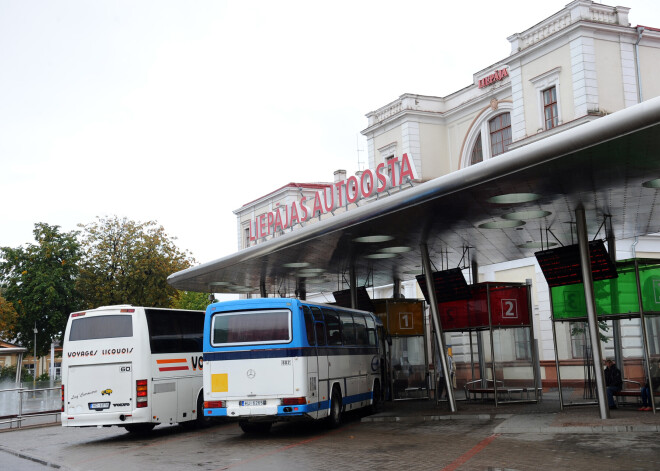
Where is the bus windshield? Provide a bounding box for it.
[212,309,291,345]
[68,315,133,341]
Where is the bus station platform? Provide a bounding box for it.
[364,393,660,434]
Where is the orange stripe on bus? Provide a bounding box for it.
[156,358,187,364]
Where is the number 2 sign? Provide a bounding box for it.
[501,299,518,319]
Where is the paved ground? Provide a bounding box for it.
[1,395,659,470]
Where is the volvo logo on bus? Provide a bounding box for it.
[246,369,256,379]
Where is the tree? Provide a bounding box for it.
[172,290,211,311]
[0,223,82,355]
[0,294,18,341]
[77,216,195,309]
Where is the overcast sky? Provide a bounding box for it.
[2,0,659,266]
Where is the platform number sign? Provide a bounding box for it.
[399,312,414,330]
[501,299,518,319]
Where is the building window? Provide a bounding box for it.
[514,328,531,360]
[243,227,251,249]
[543,87,558,130]
[489,113,511,157]
[470,133,483,165]
[570,322,589,359]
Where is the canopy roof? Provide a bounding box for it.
[168,97,660,296]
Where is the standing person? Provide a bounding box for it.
[435,345,453,400]
[604,359,623,409]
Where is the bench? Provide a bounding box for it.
[613,380,642,406]
[464,380,542,402]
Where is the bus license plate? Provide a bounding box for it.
[89,402,110,410]
[240,400,266,406]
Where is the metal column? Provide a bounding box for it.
[576,206,610,419]
[421,243,457,412]
[350,265,357,309]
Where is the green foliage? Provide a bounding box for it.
[0,223,83,355]
[172,291,210,311]
[77,216,195,309]
[0,293,18,340]
[0,365,35,383]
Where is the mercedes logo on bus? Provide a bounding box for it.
[246,369,256,379]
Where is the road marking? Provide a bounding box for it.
[439,433,499,471]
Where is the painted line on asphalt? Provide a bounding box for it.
[439,433,499,471]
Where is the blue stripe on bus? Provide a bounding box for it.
[205,346,378,362]
[203,392,373,418]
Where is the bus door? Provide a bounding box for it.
[310,306,328,418]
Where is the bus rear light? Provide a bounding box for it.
[61,385,65,412]
[120,309,135,313]
[204,401,225,409]
[282,397,306,405]
[71,312,85,317]
[136,379,148,408]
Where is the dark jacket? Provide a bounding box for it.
[605,364,623,389]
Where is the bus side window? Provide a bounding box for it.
[322,309,342,346]
[310,307,326,346]
[354,314,368,345]
[302,306,316,346]
[365,315,377,347]
[339,312,357,346]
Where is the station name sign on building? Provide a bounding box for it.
[249,153,418,242]
[478,67,508,89]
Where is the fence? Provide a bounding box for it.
[0,381,62,429]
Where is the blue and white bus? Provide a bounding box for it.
[202,298,386,433]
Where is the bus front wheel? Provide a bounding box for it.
[327,387,342,428]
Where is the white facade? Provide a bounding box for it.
[236,1,660,386]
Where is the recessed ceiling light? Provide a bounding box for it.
[364,253,398,259]
[283,262,310,268]
[642,178,660,188]
[487,193,541,204]
[502,210,551,220]
[379,246,412,254]
[208,281,231,286]
[517,241,558,249]
[353,235,395,243]
[478,220,526,229]
[297,272,323,277]
[299,268,325,274]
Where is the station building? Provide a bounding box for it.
[233,1,660,395]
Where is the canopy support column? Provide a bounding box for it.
[576,206,609,419]
[421,243,457,412]
[350,265,357,309]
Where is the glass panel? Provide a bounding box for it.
[323,309,342,345]
[146,309,204,353]
[391,336,428,399]
[470,133,483,165]
[303,306,316,346]
[69,315,133,341]
[339,312,357,345]
[638,263,660,313]
[212,309,290,345]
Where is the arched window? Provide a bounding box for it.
[461,103,513,169]
[470,132,483,165]
[489,113,511,156]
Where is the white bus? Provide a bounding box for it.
[61,305,205,433]
[202,298,386,433]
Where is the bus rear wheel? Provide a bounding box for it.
[327,387,342,428]
[239,420,272,434]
